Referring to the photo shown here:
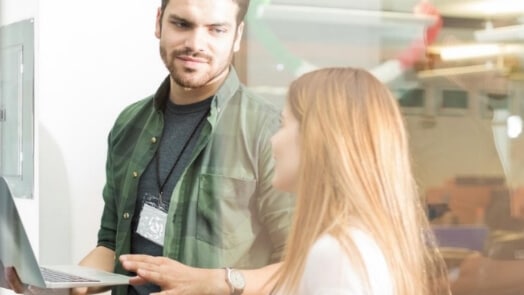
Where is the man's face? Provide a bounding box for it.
[156,0,244,89]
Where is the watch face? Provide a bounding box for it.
[230,270,245,289]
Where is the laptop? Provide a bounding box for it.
[0,176,131,289]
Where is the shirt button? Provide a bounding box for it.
[151,137,157,144]
[123,212,130,219]
[132,171,138,178]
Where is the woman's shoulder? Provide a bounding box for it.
[301,229,393,295]
[309,229,381,260]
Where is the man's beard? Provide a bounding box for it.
[160,46,232,89]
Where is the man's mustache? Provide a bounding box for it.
[172,48,211,61]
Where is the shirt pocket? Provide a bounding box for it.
[196,174,256,249]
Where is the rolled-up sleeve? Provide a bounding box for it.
[97,132,118,250]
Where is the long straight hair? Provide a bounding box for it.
[272,68,448,295]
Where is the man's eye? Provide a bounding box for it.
[172,21,188,28]
[212,27,227,34]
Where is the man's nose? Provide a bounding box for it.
[184,28,206,52]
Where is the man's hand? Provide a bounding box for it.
[120,255,228,295]
[3,266,27,293]
[1,266,87,295]
[2,267,66,295]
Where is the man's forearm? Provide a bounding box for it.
[77,246,116,294]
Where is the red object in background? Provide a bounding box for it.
[397,1,443,69]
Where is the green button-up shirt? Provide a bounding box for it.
[97,68,294,295]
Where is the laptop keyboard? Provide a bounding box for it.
[40,267,100,283]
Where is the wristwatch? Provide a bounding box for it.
[224,267,245,295]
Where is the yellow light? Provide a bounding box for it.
[474,0,524,16]
[439,0,524,18]
[431,44,524,61]
[440,44,500,60]
[508,116,523,139]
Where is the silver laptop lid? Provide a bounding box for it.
[0,176,47,288]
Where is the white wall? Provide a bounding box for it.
[0,0,35,26]
[37,0,166,264]
[1,0,167,276]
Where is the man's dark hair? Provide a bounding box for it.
[160,0,250,25]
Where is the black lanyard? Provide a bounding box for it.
[155,108,210,201]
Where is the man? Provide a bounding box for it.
[6,0,293,294]
[83,0,293,294]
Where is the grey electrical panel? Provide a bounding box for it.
[0,19,34,199]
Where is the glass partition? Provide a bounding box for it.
[238,1,524,294]
[0,18,34,199]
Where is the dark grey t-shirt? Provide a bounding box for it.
[130,96,212,295]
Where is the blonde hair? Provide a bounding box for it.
[272,68,448,295]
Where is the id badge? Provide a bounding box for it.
[136,203,167,246]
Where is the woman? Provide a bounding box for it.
[270,67,449,295]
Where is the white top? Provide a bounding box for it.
[282,229,393,295]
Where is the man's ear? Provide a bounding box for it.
[155,7,162,39]
[233,21,245,52]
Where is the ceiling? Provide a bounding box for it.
[273,0,524,19]
[271,0,524,33]
[265,0,524,61]
[247,0,524,95]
